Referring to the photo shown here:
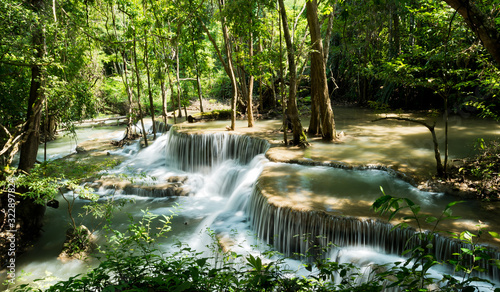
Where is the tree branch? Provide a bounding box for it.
[372,116,436,131]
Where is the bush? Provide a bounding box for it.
[10,196,500,292]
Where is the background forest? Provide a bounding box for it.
[1,0,499,173]
[1,0,500,291]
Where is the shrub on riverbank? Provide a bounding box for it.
[9,206,500,292]
[447,139,500,200]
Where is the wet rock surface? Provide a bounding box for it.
[93,176,192,198]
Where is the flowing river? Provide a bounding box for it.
[3,108,500,290]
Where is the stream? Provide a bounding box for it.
[2,108,499,290]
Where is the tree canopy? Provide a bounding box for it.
[0,0,499,171]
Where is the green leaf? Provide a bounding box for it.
[425,216,437,223]
[446,201,465,208]
[173,282,192,292]
[489,231,500,239]
[373,194,392,210]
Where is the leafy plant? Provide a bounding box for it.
[372,187,499,291]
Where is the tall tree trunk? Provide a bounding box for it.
[17,0,47,242]
[160,80,168,126]
[133,30,148,147]
[143,31,156,140]
[175,47,183,118]
[119,51,135,139]
[278,0,304,145]
[166,69,177,124]
[219,0,238,130]
[19,2,46,173]
[190,30,204,113]
[247,20,255,128]
[278,7,287,145]
[306,0,336,141]
[441,0,500,65]
[111,7,134,138]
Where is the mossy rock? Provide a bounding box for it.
[59,225,97,261]
[197,109,232,120]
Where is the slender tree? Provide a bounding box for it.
[306,0,336,141]
[278,0,304,145]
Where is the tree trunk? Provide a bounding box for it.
[306,0,336,141]
[190,30,204,113]
[133,30,148,147]
[119,52,135,139]
[160,80,168,126]
[441,0,500,65]
[278,0,304,145]
[19,0,46,173]
[175,47,183,118]
[18,66,43,173]
[16,0,48,242]
[143,31,156,140]
[219,0,238,130]
[166,69,177,124]
[247,21,255,128]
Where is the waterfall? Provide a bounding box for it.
[117,129,499,283]
[163,131,270,173]
[248,184,500,281]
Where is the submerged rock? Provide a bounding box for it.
[58,225,97,262]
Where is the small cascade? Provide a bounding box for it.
[164,131,270,173]
[248,185,500,281]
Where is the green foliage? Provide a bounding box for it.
[9,194,500,291]
[0,157,119,204]
[458,138,500,188]
[199,109,232,120]
[373,187,498,291]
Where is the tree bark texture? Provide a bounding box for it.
[442,0,500,65]
[306,0,336,141]
[144,31,156,140]
[219,0,238,130]
[18,0,46,173]
[133,31,148,147]
[278,0,303,145]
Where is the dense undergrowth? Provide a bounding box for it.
[7,198,500,292]
[2,137,500,291]
[447,139,500,200]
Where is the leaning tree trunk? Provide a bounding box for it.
[306,0,336,141]
[372,117,445,177]
[441,0,500,65]
[278,0,304,145]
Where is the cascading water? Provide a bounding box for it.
[7,128,499,290]
[120,130,499,284]
[247,164,500,284]
[110,129,271,248]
